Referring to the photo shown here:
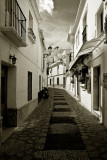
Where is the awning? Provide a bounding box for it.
[69,34,105,70]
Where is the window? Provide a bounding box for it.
[69,53,72,62]
[57,65,59,74]
[5,0,12,26]
[96,4,103,37]
[28,11,36,43]
[100,12,103,33]
[82,13,87,43]
[43,56,45,69]
[76,30,80,48]
[28,72,32,101]
[50,79,51,85]
[29,11,33,29]
[57,77,59,85]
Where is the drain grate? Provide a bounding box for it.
[44,134,86,150]
[50,117,76,124]
[53,107,71,112]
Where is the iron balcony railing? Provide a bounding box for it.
[5,0,26,42]
[28,28,36,42]
[82,25,87,44]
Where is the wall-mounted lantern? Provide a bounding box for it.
[10,55,17,65]
[48,46,52,55]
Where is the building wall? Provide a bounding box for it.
[68,0,107,124]
[59,64,64,74]
[52,67,57,76]
[73,0,103,58]
[48,63,65,88]
[0,0,44,133]
[80,87,91,111]
[66,77,71,91]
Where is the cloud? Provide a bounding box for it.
[40,0,54,15]
[40,0,80,49]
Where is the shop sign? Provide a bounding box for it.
[104,73,107,89]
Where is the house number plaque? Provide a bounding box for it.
[104,73,107,89]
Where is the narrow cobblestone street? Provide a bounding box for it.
[1,88,107,160]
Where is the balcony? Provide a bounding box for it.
[28,28,36,44]
[82,25,87,44]
[1,0,27,47]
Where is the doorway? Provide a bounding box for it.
[93,66,101,111]
[1,65,8,128]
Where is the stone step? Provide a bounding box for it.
[44,134,86,150]
[54,97,65,100]
[52,111,77,118]
[50,116,76,124]
[54,101,68,105]
[53,107,71,112]
[54,105,69,109]
[34,150,90,160]
[48,123,81,135]
[54,95,64,97]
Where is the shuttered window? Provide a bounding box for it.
[28,72,32,101]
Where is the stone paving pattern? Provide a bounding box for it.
[0,88,107,160]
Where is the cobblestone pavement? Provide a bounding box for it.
[1,88,107,160]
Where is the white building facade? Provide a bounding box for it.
[48,62,66,88]
[48,49,71,89]
[67,0,107,127]
[0,0,46,143]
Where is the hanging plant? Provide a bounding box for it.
[74,69,78,76]
[82,65,88,73]
[78,70,81,75]
[87,75,91,93]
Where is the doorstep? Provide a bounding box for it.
[93,110,101,118]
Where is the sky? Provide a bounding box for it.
[39,0,80,50]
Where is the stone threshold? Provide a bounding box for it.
[93,110,101,118]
